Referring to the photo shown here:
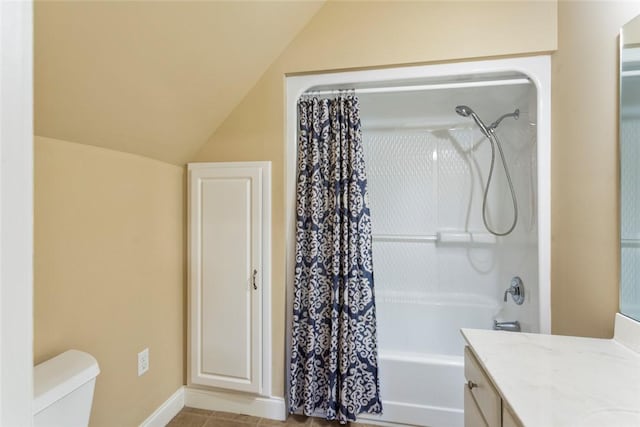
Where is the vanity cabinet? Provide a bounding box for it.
[502,405,519,427]
[462,317,640,427]
[464,347,522,427]
[188,162,271,396]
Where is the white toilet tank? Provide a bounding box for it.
[34,350,100,427]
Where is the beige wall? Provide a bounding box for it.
[193,1,557,398]
[551,1,640,339]
[34,136,184,427]
[622,13,640,46]
[32,0,640,420]
[34,1,324,165]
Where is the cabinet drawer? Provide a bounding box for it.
[464,346,501,427]
[464,384,489,427]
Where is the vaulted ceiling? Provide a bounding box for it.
[35,1,325,165]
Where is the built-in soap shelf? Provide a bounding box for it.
[373,231,497,245]
[621,237,640,248]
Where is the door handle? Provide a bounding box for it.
[252,269,258,290]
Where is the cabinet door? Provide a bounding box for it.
[464,347,502,427]
[503,404,522,427]
[188,162,270,395]
[464,385,489,427]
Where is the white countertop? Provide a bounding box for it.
[462,315,640,427]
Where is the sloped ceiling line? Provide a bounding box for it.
[35,0,325,165]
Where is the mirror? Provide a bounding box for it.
[620,15,640,321]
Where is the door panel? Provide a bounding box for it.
[201,177,252,380]
[189,163,268,394]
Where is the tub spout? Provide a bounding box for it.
[493,320,521,332]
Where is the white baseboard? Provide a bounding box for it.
[139,387,185,427]
[184,387,286,421]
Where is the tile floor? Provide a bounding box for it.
[166,407,380,427]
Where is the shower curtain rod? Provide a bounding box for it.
[304,77,531,96]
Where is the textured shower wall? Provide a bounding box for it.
[492,100,540,332]
[362,127,501,300]
[364,131,437,297]
[621,118,640,318]
[361,84,539,336]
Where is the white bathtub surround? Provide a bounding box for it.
[359,352,464,427]
[376,292,499,356]
[357,293,498,426]
[286,56,551,427]
[461,313,640,426]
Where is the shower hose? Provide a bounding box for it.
[483,132,518,236]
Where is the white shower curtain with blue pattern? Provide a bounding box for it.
[289,94,382,423]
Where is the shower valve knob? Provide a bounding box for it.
[503,276,525,305]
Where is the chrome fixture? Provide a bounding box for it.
[455,105,520,136]
[493,320,521,332]
[455,105,492,138]
[490,109,520,132]
[504,276,525,305]
[454,105,520,236]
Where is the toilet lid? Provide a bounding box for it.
[34,350,100,414]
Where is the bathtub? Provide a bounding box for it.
[359,292,500,427]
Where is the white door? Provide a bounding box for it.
[188,162,271,395]
[1,1,34,425]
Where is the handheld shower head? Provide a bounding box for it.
[455,105,491,138]
[455,105,473,117]
[453,104,520,236]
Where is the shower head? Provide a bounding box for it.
[455,105,491,138]
[455,105,473,117]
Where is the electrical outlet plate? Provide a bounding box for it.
[138,348,149,376]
